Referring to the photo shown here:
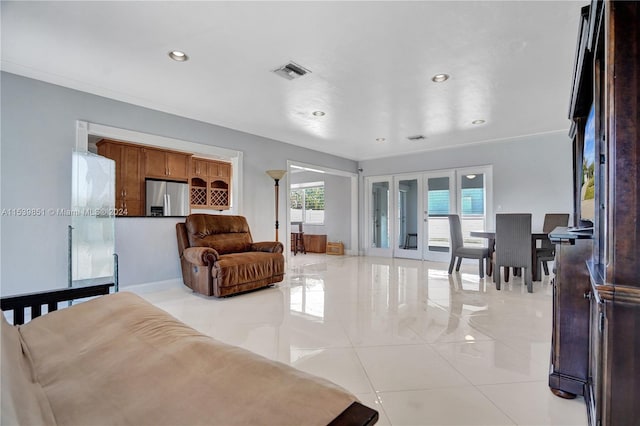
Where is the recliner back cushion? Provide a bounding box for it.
[185,214,253,255]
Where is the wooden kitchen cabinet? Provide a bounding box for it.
[166,151,190,179]
[96,139,143,216]
[192,158,209,178]
[97,139,230,215]
[143,147,191,180]
[208,161,231,178]
[189,158,232,210]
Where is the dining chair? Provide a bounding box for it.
[493,213,533,292]
[447,214,490,278]
[536,213,570,276]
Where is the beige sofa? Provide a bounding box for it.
[1,291,377,425]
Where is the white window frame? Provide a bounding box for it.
[290,181,325,225]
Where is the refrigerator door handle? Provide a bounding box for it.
[164,193,171,216]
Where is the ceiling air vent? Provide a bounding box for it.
[407,135,426,141]
[273,61,311,80]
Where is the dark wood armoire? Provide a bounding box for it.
[552,1,640,425]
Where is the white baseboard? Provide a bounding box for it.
[121,278,184,294]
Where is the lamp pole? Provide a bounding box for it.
[266,170,287,241]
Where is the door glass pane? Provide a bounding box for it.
[398,179,418,250]
[460,173,485,248]
[427,177,450,251]
[371,182,389,249]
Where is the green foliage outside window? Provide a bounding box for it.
[291,190,303,209]
[304,187,324,210]
[290,184,324,224]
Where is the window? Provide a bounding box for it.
[290,181,325,224]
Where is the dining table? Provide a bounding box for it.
[469,230,549,281]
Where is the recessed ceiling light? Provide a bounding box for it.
[431,73,450,83]
[312,111,325,117]
[472,119,486,125]
[376,138,386,142]
[466,174,477,179]
[168,50,189,62]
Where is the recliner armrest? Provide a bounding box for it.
[251,241,284,254]
[182,247,219,266]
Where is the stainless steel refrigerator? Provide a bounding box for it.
[145,180,189,216]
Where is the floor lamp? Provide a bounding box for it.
[266,169,287,241]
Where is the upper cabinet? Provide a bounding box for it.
[143,147,191,181]
[209,161,231,178]
[190,158,232,210]
[192,158,209,178]
[96,140,232,215]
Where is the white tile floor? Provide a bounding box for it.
[134,254,588,426]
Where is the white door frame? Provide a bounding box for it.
[285,160,359,259]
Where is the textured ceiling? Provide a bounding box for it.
[1,1,583,160]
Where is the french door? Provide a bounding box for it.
[366,166,492,261]
[455,166,493,253]
[423,171,456,262]
[366,177,393,257]
[422,167,493,261]
[394,175,422,259]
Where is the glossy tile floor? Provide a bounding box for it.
[135,254,588,426]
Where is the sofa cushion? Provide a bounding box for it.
[185,214,253,254]
[215,252,284,288]
[1,315,57,426]
[14,292,357,425]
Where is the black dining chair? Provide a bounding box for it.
[447,214,490,278]
[536,213,570,276]
[493,213,533,292]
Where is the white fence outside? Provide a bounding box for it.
[427,216,486,249]
[290,209,324,225]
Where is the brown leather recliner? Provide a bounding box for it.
[176,214,284,297]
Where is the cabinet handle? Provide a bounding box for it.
[584,291,592,300]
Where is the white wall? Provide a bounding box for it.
[358,133,574,233]
[0,72,574,295]
[0,72,357,295]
